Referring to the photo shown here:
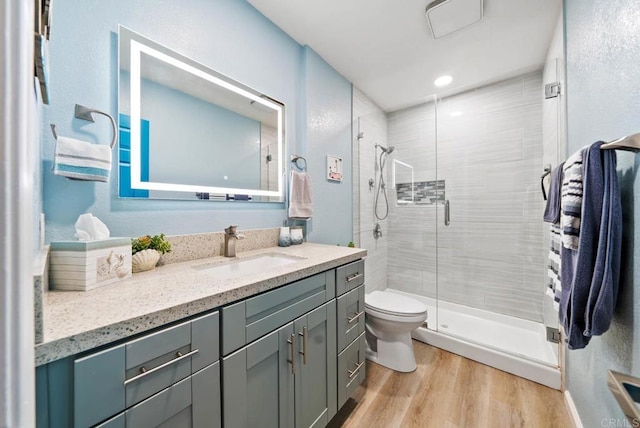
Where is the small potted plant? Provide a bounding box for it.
[131,233,171,273]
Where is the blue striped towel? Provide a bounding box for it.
[54,136,112,182]
[546,223,562,312]
[561,148,584,250]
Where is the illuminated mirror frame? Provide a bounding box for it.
[121,26,285,199]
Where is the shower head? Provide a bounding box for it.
[376,144,395,155]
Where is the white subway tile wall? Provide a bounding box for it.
[353,88,389,294]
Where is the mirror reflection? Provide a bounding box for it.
[118,26,284,202]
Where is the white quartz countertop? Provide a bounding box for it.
[36,243,366,366]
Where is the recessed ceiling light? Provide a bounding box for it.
[450,111,463,117]
[434,75,453,87]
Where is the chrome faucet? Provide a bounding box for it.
[224,225,245,257]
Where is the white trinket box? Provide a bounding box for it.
[49,238,132,291]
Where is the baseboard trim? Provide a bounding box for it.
[564,390,584,428]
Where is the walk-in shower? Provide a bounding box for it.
[353,59,565,389]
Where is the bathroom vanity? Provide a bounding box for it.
[35,243,366,428]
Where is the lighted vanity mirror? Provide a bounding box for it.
[118,26,285,202]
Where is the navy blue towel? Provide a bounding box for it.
[562,141,622,349]
[543,162,564,223]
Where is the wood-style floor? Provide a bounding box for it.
[329,341,571,428]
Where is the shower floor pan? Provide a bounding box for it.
[386,289,561,390]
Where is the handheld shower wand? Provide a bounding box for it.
[374,144,396,221]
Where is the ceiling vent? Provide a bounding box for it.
[425,0,484,39]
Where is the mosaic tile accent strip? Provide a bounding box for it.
[396,180,445,205]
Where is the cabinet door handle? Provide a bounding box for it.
[348,361,365,379]
[124,349,199,386]
[298,326,307,365]
[346,272,363,283]
[287,333,296,374]
[347,311,364,324]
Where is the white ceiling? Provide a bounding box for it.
[247,0,562,112]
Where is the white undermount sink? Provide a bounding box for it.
[193,253,304,279]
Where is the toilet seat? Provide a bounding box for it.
[365,290,428,317]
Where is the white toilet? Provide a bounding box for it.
[364,290,428,373]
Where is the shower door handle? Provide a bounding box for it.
[444,200,450,226]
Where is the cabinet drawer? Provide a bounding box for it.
[337,332,366,409]
[95,413,125,428]
[74,311,219,427]
[336,260,364,296]
[125,322,192,408]
[222,271,335,355]
[337,285,365,353]
[125,311,219,408]
[96,362,221,428]
[126,375,192,427]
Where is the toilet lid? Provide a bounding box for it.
[365,291,427,316]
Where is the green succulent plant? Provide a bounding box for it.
[131,233,172,255]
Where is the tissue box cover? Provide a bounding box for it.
[50,238,132,291]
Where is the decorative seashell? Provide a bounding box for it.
[131,249,160,273]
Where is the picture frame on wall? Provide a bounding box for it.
[327,155,343,182]
[34,0,52,104]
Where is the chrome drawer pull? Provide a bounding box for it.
[124,349,199,386]
[287,333,296,373]
[348,361,365,379]
[345,272,363,283]
[299,326,308,365]
[347,311,364,324]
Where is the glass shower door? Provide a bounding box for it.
[433,69,560,367]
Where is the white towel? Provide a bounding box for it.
[54,136,112,182]
[289,170,313,219]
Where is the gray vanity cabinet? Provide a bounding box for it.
[222,322,295,428]
[293,301,337,428]
[221,266,339,428]
[37,258,367,428]
[223,301,337,428]
[334,260,366,410]
[36,310,221,428]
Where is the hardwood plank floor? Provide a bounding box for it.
[329,341,571,428]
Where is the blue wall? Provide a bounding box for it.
[302,47,353,245]
[564,0,640,424]
[43,0,352,241]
